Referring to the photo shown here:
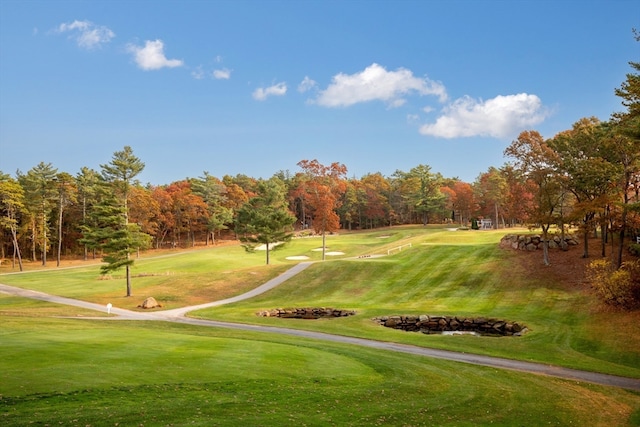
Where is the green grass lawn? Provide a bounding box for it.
[1,226,639,426]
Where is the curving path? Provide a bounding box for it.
[1,262,639,392]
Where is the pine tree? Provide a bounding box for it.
[81,187,151,295]
[235,178,296,265]
[83,147,150,296]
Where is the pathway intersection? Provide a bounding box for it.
[1,261,639,392]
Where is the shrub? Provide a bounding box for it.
[628,242,640,257]
[586,259,640,309]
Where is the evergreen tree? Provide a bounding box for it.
[18,162,58,265]
[235,178,296,265]
[76,167,101,260]
[86,147,149,296]
[81,187,151,295]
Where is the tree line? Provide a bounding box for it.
[1,32,638,300]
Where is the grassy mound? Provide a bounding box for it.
[1,226,639,425]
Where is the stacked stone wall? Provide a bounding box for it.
[500,234,579,251]
[373,315,528,336]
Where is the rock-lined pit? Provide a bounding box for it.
[257,307,356,319]
[373,315,528,336]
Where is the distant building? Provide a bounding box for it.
[478,219,492,230]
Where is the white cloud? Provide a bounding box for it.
[313,63,447,108]
[406,114,420,124]
[191,66,205,80]
[252,82,287,101]
[56,20,114,49]
[419,93,548,139]
[298,76,317,93]
[126,39,184,71]
[213,68,231,79]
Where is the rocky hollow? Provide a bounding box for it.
[373,315,528,336]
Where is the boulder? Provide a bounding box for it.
[138,296,161,309]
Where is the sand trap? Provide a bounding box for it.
[311,248,344,256]
[286,255,310,260]
[255,242,283,250]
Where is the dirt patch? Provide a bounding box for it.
[509,245,588,288]
[507,236,637,289]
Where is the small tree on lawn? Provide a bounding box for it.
[82,146,150,296]
[235,178,296,265]
[81,188,151,296]
[296,159,347,260]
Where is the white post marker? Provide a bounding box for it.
[106,303,112,314]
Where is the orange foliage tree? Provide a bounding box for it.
[296,159,347,259]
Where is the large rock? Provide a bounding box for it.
[138,297,161,309]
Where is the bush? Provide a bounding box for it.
[628,242,640,256]
[586,259,640,309]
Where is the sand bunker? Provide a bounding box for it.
[310,248,345,256]
[286,255,310,260]
[255,242,283,250]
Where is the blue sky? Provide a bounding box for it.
[1,0,638,185]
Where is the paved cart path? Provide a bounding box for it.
[1,261,639,392]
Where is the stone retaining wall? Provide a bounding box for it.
[373,315,528,336]
[257,307,356,319]
[500,233,579,251]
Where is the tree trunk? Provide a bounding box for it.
[126,264,132,297]
[617,204,628,270]
[83,196,88,261]
[30,219,36,262]
[322,231,326,261]
[266,242,270,265]
[11,226,23,271]
[41,209,47,266]
[57,201,63,267]
[581,215,591,258]
[617,228,626,270]
[542,226,550,266]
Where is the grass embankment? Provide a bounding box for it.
[1,226,639,426]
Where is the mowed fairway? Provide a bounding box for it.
[1,226,639,426]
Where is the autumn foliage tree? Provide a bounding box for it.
[296,159,347,260]
[505,130,573,266]
[164,180,209,247]
[474,167,507,229]
[449,180,476,226]
[547,118,618,258]
[0,174,25,270]
[360,173,391,228]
